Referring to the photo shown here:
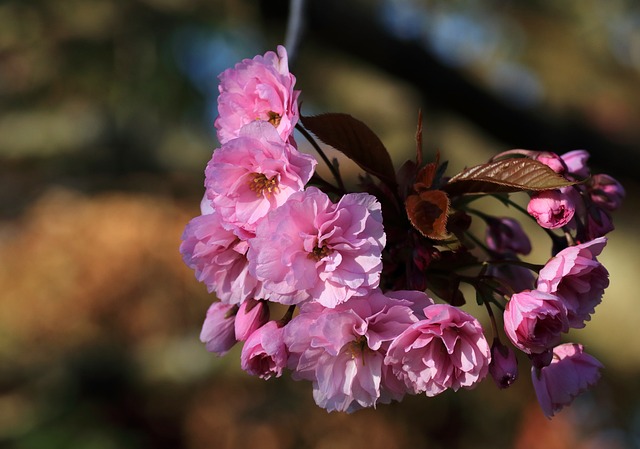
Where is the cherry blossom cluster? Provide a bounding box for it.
[180,46,625,418]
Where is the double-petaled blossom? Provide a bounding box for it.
[248,187,386,308]
[284,290,431,412]
[532,343,603,418]
[215,45,300,144]
[485,217,532,255]
[385,304,491,397]
[240,320,288,379]
[234,299,270,341]
[205,121,316,235]
[200,302,238,356]
[527,189,576,229]
[503,290,569,354]
[179,211,264,304]
[489,339,518,389]
[537,237,609,329]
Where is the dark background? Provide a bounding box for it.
[1,0,639,447]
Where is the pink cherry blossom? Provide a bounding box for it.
[560,150,590,178]
[527,189,576,229]
[485,217,531,255]
[534,151,567,174]
[205,121,316,234]
[234,299,270,341]
[503,290,569,354]
[385,304,491,397]
[200,302,238,356]
[215,45,300,144]
[537,237,609,329]
[532,343,603,418]
[586,207,614,240]
[248,187,386,307]
[240,320,288,380]
[284,290,428,412]
[179,211,264,304]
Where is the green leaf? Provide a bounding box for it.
[441,158,576,196]
[300,113,398,190]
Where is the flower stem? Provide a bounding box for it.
[296,123,346,192]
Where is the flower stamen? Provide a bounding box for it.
[249,173,279,197]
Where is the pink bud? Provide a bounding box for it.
[589,174,625,211]
[560,150,590,178]
[200,302,238,356]
[489,339,518,389]
[485,217,532,255]
[240,320,288,380]
[527,189,576,229]
[534,151,566,174]
[234,299,270,341]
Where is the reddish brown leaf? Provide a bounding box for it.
[441,158,575,196]
[405,190,450,240]
[300,113,397,189]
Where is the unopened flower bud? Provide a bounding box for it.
[200,302,238,356]
[489,339,518,389]
[485,217,531,255]
[561,150,590,178]
[234,299,270,341]
[535,151,566,174]
[527,189,576,229]
[589,174,625,211]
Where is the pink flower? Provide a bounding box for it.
[284,290,427,412]
[234,299,270,341]
[200,302,238,356]
[537,237,609,329]
[248,187,386,307]
[489,339,518,389]
[534,151,566,174]
[527,189,576,229]
[586,208,614,240]
[485,217,531,255]
[561,150,590,179]
[205,121,316,234]
[215,45,300,144]
[588,174,625,211]
[503,290,569,354]
[385,304,491,397]
[179,211,264,304]
[532,343,603,418]
[240,320,288,380]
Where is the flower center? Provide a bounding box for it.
[308,242,332,261]
[267,111,282,127]
[347,335,370,363]
[249,173,279,197]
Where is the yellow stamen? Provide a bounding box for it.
[249,173,279,197]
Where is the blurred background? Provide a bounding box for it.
[1,0,639,447]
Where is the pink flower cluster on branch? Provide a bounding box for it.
[180,46,623,419]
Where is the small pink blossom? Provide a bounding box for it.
[179,211,264,304]
[200,302,238,356]
[240,320,288,379]
[586,208,614,240]
[385,304,491,397]
[249,187,386,307]
[534,151,566,174]
[561,150,590,178]
[234,299,270,341]
[527,189,576,229]
[215,45,300,144]
[532,343,603,418]
[504,290,568,354]
[537,237,609,329]
[485,217,531,255]
[205,121,316,234]
[489,339,518,389]
[588,174,625,212]
[284,290,427,412]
